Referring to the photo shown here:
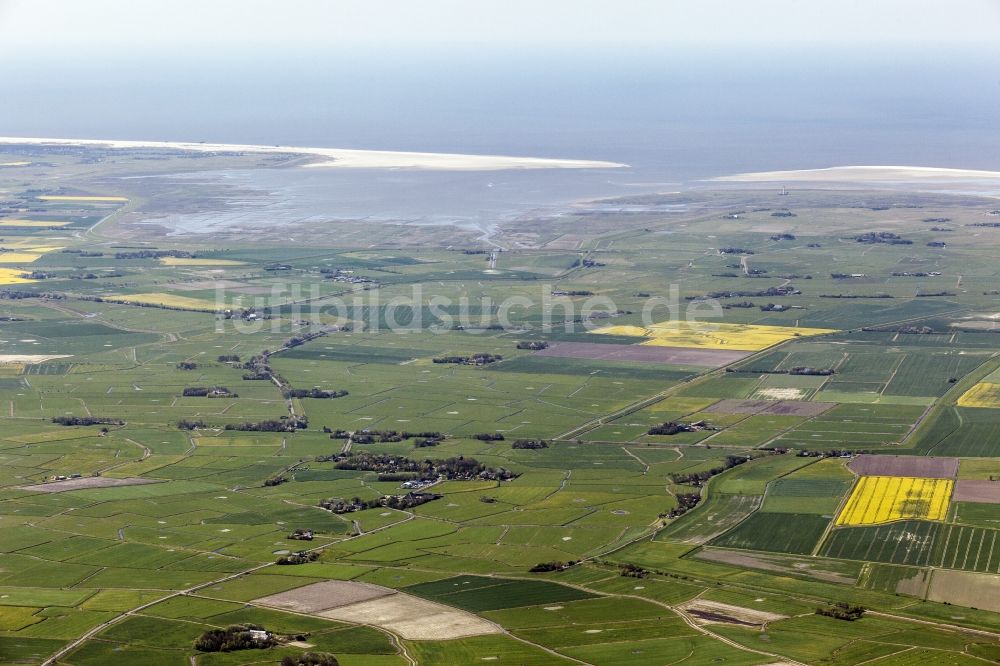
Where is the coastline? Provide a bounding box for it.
[0,136,628,172]
[714,165,1000,183]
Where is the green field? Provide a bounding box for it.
[0,146,999,664]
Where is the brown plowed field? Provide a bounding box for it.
[705,399,835,416]
[952,480,1000,503]
[534,341,750,367]
[848,454,959,479]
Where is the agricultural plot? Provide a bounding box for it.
[253,580,500,640]
[957,382,1000,408]
[533,340,749,367]
[403,575,596,612]
[5,157,1000,663]
[835,476,953,526]
[824,520,1000,573]
[952,480,1000,503]
[849,455,959,479]
[710,512,830,554]
[656,494,763,545]
[594,320,837,351]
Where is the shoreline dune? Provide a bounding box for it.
[715,165,1000,183]
[0,136,627,172]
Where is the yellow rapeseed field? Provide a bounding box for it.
[957,382,1000,409]
[37,195,128,202]
[0,268,34,284]
[159,257,246,266]
[0,252,44,264]
[112,293,220,311]
[0,220,70,227]
[836,475,953,526]
[593,321,836,351]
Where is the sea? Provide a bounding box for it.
[3,46,998,229]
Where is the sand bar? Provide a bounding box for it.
[0,136,627,171]
[715,165,1000,184]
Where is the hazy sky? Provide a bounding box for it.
[1,0,998,52]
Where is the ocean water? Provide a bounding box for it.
[3,46,998,227]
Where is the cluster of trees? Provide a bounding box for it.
[183,386,237,397]
[70,271,122,280]
[317,492,442,513]
[241,354,272,380]
[432,353,502,365]
[550,289,593,296]
[793,449,857,458]
[511,439,548,449]
[529,560,577,573]
[194,624,274,652]
[718,247,754,255]
[218,354,241,363]
[225,418,307,432]
[331,452,518,481]
[285,388,348,399]
[52,416,123,426]
[277,551,319,565]
[855,231,911,245]
[648,422,697,436]
[0,289,65,300]
[516,341,549,350]
[281,653,340,666]
[349,430,442,444]
[770,211,796,218]
[694,285,800,300]
[473,432,505,441]
[670,455,750,487]
[288,529,314,541]
[620,563,649,578]
[263,475,288,487]
[769,232,797,240]
[816,602,866,621]
[115,249,192,259]
[177,419,206,430]
[176,361,198,370]
[662,493,701,519]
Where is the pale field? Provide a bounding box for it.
[0,355,70,363]
[37,195,128,202]
[159,257,246,266]
[926,570,1000,613]
[836,476,953,526]
[0,268,35,284]
[680,599,787,625]
[255,581,393,613]
[0,220,70,227]
[317,592,502,640]
[594,321,836,351]
[111,293,220,310]
[753,388,806,400]
[956,382,1000,408]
